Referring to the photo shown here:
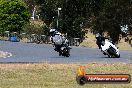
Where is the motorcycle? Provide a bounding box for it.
[53,39,71,57]
[59,45,71,57]
[101,39,120,58]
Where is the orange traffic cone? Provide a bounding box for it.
[77,65,86,76]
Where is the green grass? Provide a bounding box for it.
[0,63,132,88]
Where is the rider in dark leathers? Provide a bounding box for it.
[49,29,69,55]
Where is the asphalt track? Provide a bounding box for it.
[0,41,132,64]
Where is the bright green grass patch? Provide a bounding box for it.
[0,63,132,88]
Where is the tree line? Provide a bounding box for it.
[0,0,132,43]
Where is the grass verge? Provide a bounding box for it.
[0,63,132,88]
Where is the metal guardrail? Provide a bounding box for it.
[0,31,81,46]
[69,38,80,46]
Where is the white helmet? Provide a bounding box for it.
[50,29,56,33]
[49,29,57,36]
[95,33,101,37]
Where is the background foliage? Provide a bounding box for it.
[0,0,30,33]
[36,0,132,43]
[0,0,132,43]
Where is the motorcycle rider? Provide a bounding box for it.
[95,33,115,49]
[95,33,120,57]
[95,33,106,49]
[49,29,69,55]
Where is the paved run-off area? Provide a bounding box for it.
[0,41,132,64]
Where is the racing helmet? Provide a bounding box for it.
[95,33,101,38]
[49,29,56,36]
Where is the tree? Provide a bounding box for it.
[0,0,30,33]
[23,0,40,20]
[36,0,132,43]
[36,0,91,40]
[91,0,132,43]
